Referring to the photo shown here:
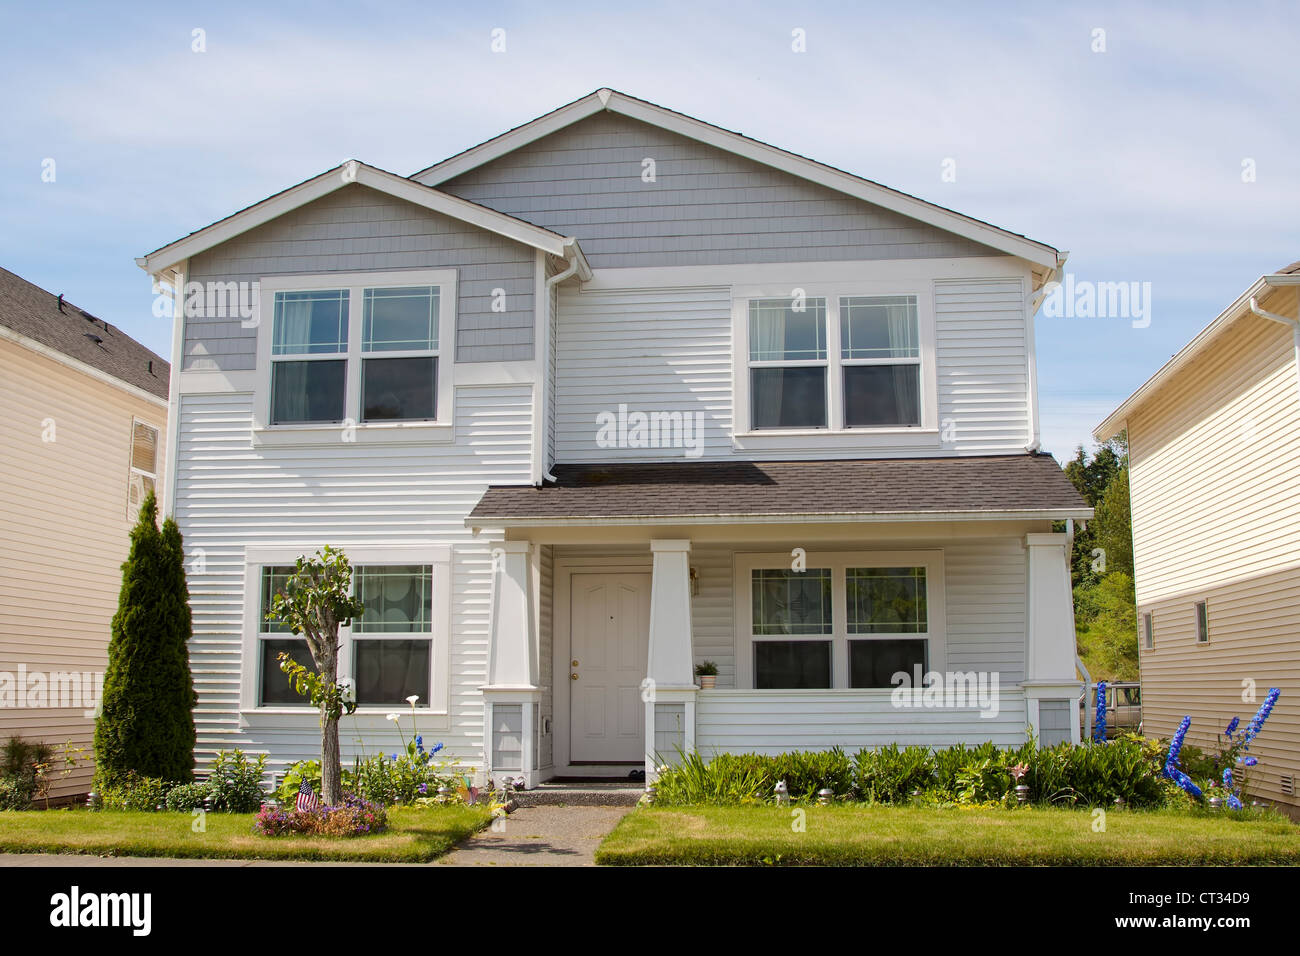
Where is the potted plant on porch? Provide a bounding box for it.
[695,661,718,690]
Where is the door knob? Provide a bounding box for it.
[570,673,579,680]
[571,659,579,667]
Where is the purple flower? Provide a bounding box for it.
[1224,716,1240,738]
[1164,716,1203,799]
[1241,688,1281,749]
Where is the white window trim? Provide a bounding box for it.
[126,417,161,517]
[1195,600,1210,644]
[253,269,457,446]
[733,550,946,689]
[239,545,453,715]
[1142,610,1154,650]
[731,279,939,441]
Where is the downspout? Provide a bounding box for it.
[536,243,582,486]
[1025,252,1068,453]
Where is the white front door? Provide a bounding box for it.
[569,572,651,763]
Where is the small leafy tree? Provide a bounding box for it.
[267,546,363,805]
[95,491,197,785]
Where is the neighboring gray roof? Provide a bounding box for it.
[468,455,1090,524]
[0,266,169,400]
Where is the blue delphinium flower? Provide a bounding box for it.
[1224,716,1240,739]
[390,753,398,762]
[430,741,445,755]
[1238,756,1258,767]
[418,783,428,795]
[1093,682,1108,743]
[1164,715,1203,799]
[1241,688,1281,750]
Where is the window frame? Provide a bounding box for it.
[241,545,453,716]
[126,417,161,518]
[254,270,456,444]
[733,280,937,440]
[1195,600,1209,644]
[1142,611,1154,650]
[734,550,945,690]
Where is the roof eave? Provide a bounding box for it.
[1093,274,1300,441]
[138,161,586,276]
[466,507,1093,530]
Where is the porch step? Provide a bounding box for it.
[511,782,645,807]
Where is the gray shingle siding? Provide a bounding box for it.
[437,112,999,268]
[183,185,535,370]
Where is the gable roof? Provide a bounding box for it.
[414,89,1063,275]
[1093,262,1300,441]
[466,455,1090,527]
[138,161,592,279]
[0,266,169,402]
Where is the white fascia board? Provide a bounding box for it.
[140,162,579,275]
[1092,275,1299,441]
[415,90,1058,270]
[466,507,1094,529]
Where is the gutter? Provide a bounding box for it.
[1249,285,1300,400]
[1025,251,1069,453]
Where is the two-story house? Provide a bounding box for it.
[1095,263,1300,812]
[0,266,169,800]
[139,90,1089,788]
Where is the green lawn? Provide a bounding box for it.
[596,805,1300,866]
[0,806,492,863]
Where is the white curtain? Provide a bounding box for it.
[274,296,315,354]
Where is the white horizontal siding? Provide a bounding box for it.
[174,384,532,779]
[697,689,1027,753]
[934,277,1031,453]
[945,539,1027,684]
[554,285,733,460]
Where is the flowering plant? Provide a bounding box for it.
[1092,682,1108,744]
[253,793,387,837]
[350,697,458,806]
[1163,689,1281,805]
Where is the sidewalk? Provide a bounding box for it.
[437,805,632,866]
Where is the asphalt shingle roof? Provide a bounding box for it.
[468,454,1090,523]
[0,267,169,400]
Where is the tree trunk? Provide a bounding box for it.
[321,710,342,805]
[318,639,343,806]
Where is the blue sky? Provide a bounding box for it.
[2,1,1296,461]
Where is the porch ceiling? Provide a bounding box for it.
[466,454,1091,528]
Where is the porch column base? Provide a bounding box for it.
[481,686,542,790]
[1022,680,1085,746]
[644,685,698,786]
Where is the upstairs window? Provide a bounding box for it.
[258,270,454,433]
[127,419,159,516]
[749,298,828,429]
[1143,612,1154,650]
[743,292,924,432]
[840,296,920,427]
[270,290,348,424]
[361,287,438,422]
[1195,601,1209,643]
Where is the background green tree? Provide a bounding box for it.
[1064,435,1138,681]
[94,491,198,785]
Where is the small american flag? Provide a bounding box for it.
[296,780,320,813]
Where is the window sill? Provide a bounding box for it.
[732,427,941,450]
[252,420,454,447]
[240,707,449,718]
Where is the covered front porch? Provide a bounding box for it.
[468,458,1090,789]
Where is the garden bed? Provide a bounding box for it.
[595,805,1300,866]
[0,805,492,863]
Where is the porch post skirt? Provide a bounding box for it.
[644,539,698,784]
[482,541,542,788]
[1023,533,1085,745]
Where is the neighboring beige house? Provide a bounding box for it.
[1095,261,1300,812]
[0,267,170,800]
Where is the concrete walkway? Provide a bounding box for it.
[437,805,631,866]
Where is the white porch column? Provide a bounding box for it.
[482,541,541,788]
[644,539,697,784]
[1023,532,1084,745]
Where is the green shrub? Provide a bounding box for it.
[94,492,197,786]
[2,737,52,785]
[164,782,211,812]
[854,744,935,802]
[0,775,34,811]
[275,759,326,806]
[206,750,268,812]
[99,772,173,811]
[652,736,1170,809]
[350,752,458,807]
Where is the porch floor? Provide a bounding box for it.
[512,781,645,807]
